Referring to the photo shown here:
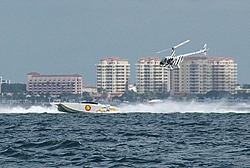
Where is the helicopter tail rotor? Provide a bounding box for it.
[202,44,209,55]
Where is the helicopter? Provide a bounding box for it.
[157,40,208,70]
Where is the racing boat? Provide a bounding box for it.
[50,101,118,113]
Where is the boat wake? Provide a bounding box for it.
[0,105,59,114]
[0,100,250,114]
[117,100,250,113]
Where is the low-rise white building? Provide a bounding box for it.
[82,84,98,93]
[0,76,11,93]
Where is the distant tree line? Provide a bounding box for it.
[1,83,250,103]
[1,83,26,93]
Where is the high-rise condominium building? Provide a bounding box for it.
[171,56,237,94]
[210,57,237,93]
[96,57,130,93]
[136,56,237,94]
[171,56,211,94]
[26,72,82,96]
[136,57,170,93]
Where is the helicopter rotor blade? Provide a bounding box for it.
[173,39,190,49]
[156,39,190,54]
[156,48,171,54]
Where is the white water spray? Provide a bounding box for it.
[117,100,250,113]
[0,105,60,114]
[0,100,249,114]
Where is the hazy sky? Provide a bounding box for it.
[0,0,250,84]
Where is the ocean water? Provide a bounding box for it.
[1,101,250,168]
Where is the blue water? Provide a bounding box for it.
[0,103,250,167]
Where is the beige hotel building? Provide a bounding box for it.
[26,72,82,96]
[136,57,170,93]
[96,57,130,93]
[136,56,237,94]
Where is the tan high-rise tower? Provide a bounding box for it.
[171,56,237,94]
[96,57,130,93]
[136,57,170,93]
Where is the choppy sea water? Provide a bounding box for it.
[1,101,250,168]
